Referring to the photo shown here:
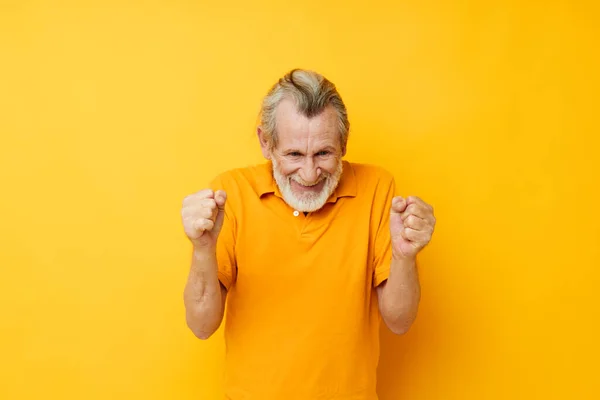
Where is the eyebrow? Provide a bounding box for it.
[284,146,336,154]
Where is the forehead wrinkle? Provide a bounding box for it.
[275,100,339,155]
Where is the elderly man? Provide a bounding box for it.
[181,69,436,399]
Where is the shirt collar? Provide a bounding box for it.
[255,160,357,202]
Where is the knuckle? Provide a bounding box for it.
[182,195,193,207]
[182,206,195,218]
[197,218,212,230]
[197,189,214,199]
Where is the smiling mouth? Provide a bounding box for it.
[291,179,325,191]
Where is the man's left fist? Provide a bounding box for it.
[390,196,436,259]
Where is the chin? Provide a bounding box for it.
[290,197,327,213]
[282,180,336,212]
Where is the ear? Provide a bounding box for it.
[257,127,271,159]
[341,142,347,157]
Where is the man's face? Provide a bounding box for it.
[261,98,345,212]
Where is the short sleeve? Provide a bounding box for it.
[209,174,237,290]
[372,173,396,287]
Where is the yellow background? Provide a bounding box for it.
[1,1,599,399]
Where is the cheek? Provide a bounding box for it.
[319,158,340,176]
[276,159,300,177]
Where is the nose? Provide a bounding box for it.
[299,158,321,184]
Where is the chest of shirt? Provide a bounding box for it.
[232,195,376,291]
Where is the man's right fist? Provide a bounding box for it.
[181,189,227,249]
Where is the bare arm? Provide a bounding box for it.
[184,249,227,339]
[378,195,434,335]
[376,256,421,335]
[181,189,229,340]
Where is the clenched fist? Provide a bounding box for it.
[181,189,227,250]
[390,196,436,260]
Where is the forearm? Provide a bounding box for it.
[378,256,421,335]
[183,248,225,339]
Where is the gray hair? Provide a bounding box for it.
[259,69,350,151]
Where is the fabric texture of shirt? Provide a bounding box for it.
[209,160,396,400]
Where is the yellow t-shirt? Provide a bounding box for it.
[210,160,395,400]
